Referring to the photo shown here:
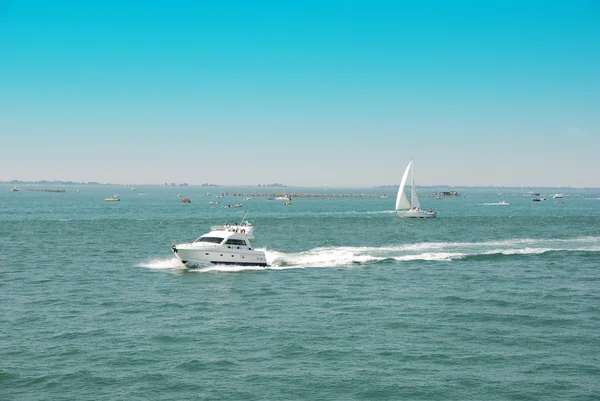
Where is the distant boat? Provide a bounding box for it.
[11,186,19,192]
[209,201,220,205]
[181,198,191,203]
[553,193,564,199]
[395,160,436,218]
[283,201,292,205]
[276,189,290,201]
[105,194,120,202]
[228,203,243,208]
[380,195,388,198]
[484,200,509,206]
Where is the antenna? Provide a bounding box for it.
[241,210,249,224]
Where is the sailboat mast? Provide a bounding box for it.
[411,160,421,209]
[411,160,415,207]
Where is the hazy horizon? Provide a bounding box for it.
[1,1,598,187]
[3,180,600,191]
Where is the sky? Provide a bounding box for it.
[1,0,599,187]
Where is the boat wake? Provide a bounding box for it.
[265,236,600,267]
[138,237,600,272]
[136,257,185,270]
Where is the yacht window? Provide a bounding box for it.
[195,237,223,244]
[225,239,247,246]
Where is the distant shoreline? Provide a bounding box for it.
[1,181,598,190]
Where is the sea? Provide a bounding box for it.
[1,184,599,400]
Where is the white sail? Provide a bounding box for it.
[410,161,420,209]
[396,159,436,218]
[395,160,412,210]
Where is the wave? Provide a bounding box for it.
[137,237,600,272]
[264,236,600,267]
[135,257,185,270]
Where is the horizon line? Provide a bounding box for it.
[2,181,599,190]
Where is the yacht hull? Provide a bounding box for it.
[172,246,268,267]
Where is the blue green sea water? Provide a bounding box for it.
[1,184,599,400]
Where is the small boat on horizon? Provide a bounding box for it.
[105,194,120,202]
[11,186,19,192]
[276,190,290,201]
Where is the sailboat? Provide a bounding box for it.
[276,188,290,202]
[395,160,436,218]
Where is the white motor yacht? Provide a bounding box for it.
[171,218,267,267]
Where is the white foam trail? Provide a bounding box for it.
[261,237,600,267]
[139,237,600,272]
[393,252,466,262]
[265,247,383,268]
[187,264,267,273]
[374,236,600,252]
[136,257,185,269]
[483,247,552,256]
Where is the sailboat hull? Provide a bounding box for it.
[397,210,437,218]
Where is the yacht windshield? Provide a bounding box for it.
[195,237,223,244]
[225,239,247,246]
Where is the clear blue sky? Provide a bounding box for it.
[1,0,598,187]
